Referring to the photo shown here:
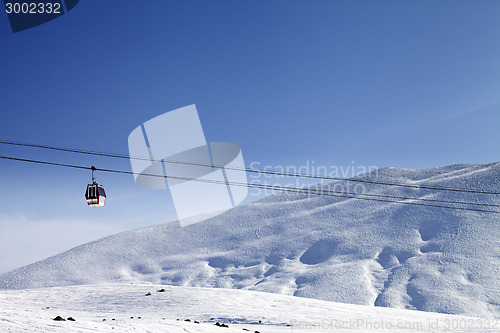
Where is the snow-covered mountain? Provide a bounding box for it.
[1,163,499,319]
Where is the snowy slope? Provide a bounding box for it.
[0,283,492,333]
[0,163,499,319]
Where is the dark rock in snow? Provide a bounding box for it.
[67,317,75,321]
[53,316,65,321]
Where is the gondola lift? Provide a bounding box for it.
[85,166,106,207]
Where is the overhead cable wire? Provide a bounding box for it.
[1,146,496,207]
[0,139,498,195]
[0,155,498,214]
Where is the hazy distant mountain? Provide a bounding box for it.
[1,162,499,319]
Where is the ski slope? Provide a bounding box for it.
[0,283,494,332]
[0,163,499,320]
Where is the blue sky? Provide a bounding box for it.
[0,0,499,273]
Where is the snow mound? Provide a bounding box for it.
[1,162,499,319]
[0,283,487,333]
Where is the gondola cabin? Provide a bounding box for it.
[85,182,106,207]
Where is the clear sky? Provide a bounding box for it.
[0,0,499,273]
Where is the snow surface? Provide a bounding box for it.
[0,163,499,320]
[0,283,493,332]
